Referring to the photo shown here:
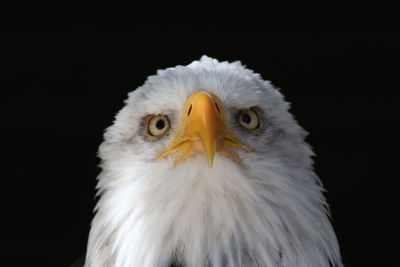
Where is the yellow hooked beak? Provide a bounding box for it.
[157,91,251,167]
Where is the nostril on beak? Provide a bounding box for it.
[215,103,221,114]
[187,104,193,116]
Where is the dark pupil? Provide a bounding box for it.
[242,113,251,124]
[155,119,165,130]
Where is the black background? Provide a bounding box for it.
[1,29,399,267]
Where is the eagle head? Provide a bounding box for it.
[85,56,342,267]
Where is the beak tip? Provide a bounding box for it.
[208,160,214,168]
[206,151,215,168]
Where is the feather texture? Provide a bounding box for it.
[85,56,343,267]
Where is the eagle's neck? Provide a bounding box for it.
[85,157,342,267]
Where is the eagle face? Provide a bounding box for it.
[85,56,342,267]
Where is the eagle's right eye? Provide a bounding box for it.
[147,115,170,138]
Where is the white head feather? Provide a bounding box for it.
[85,56,343,267]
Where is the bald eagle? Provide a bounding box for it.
[83,56,342,267]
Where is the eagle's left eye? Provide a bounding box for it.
[147,115,170,138]
[237,108,260,130]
